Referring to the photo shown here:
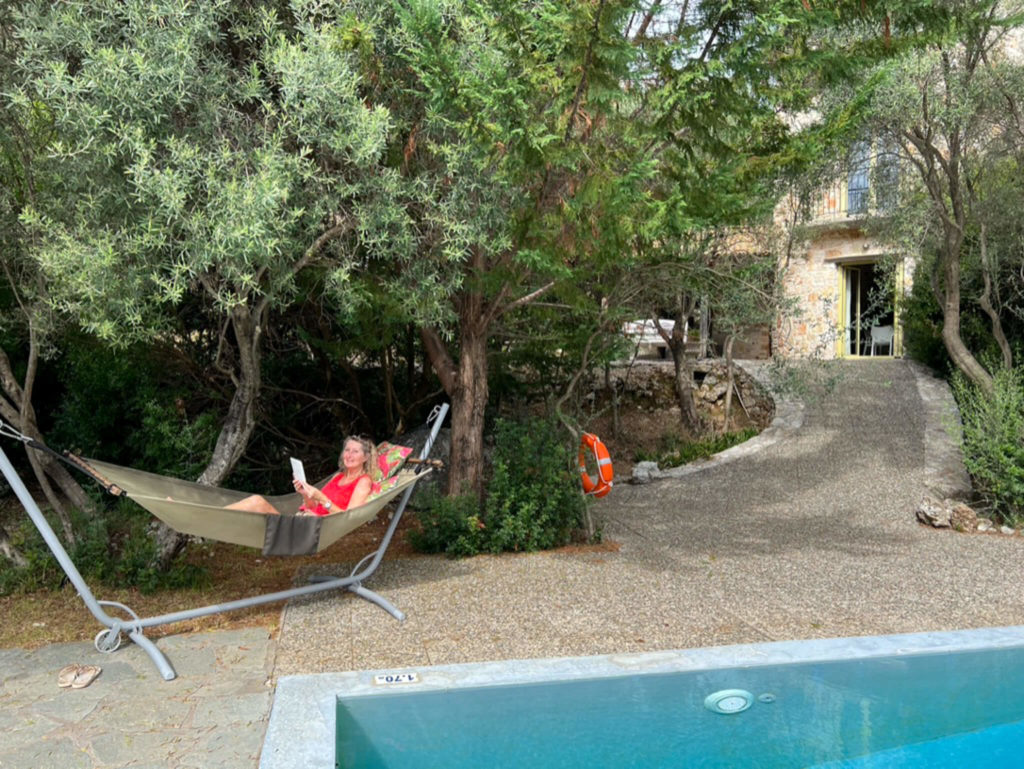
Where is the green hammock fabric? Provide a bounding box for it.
[83,458,425,556]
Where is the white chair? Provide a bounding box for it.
[870,325,894,356]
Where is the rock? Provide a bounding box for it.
[916,497,951,528]
[702,383,729,401]
[1001,526,1016,536]
[631,461,661,485]
[949,502,978,532]
[977,519,993,532]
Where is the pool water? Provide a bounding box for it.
[335,646,1024,768]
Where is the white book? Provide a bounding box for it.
[289,457,306,484]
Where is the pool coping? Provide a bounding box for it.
[259,625,1024,769]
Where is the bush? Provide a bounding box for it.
[953,367,1024,525]
[407,492,485,558]
[410,415,588,557]
[0,498,207,596]
[482,417,588,553]
[635,428,759,469]
[49,339,218,478]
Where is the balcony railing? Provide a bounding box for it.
[808,147,900,223]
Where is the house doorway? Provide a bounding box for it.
[840,261,897,357]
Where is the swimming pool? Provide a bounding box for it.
[260,627,1024,769]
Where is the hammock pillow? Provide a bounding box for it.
[370,442,413,496]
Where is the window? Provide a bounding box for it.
[847,141,871,215]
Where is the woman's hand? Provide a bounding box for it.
[293,479,318,506]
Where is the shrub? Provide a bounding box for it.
[0,497,207,596]
[410,415,588,557]
[482,417,587,553]
[407,492,485,558]
[953,367,1024,525]
[635,428,759,469]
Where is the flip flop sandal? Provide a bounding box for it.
[57,664,80,688]
[70,665,101,689]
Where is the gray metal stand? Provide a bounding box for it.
[0,404,447,680]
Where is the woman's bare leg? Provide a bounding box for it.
[225,495,279,514]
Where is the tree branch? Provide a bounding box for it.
[495,280,557,319]
[564,0,608,144]
[420,326,457,396]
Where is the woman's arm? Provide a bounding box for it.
[346,476,373,510]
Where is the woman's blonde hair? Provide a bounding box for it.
[339,436,377,477]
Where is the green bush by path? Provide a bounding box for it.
[953,367,1024,525]
[407,492,485,558]
[482,417,588,553]
[410,415,588,557]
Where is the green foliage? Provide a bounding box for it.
[0,499,206,595]
[953,367,1024,525]
[900,257,953,374]
[71,499,208,593]
[407,492,485,559]
[482,417,587,553]
[635,428,759,469]
[48,339,219,479]
[410,415,588,557]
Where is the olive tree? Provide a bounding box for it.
[831,0,1024,391]
[10,0,406,564]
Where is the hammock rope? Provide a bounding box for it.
[0,418,125,496]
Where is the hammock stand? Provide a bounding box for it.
[0,403,448,681]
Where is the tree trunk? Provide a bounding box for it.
[722,336,736,435]
[0,344,90,547]
[421,318,488,499]
[656,305,700,434]
[448,327,489,498]
[154,304,264,569]
[936,235,994,396]
[669,337,700,433]
[977,224,1013,370]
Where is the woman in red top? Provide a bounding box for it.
[225,436,375,516]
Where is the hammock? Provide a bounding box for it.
[0,403,449,681]
[79,453,421,556]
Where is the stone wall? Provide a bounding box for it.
[597,359,775,434]
[776,225,912,359]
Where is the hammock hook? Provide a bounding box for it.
[0,418,30,444]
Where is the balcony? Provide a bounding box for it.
[807,144,900,226]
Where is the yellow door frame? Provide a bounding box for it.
[836,258,902,358]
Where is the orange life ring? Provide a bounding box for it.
[578,433,613,498]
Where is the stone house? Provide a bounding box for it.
[776,142,909,360]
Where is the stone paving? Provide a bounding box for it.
[0,630,274,768]
[3,359,1021,768]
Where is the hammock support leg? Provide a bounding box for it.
[128,629,176,681]
[349,584,406,622]
[0,444,178,680]
[0,403,447,681]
